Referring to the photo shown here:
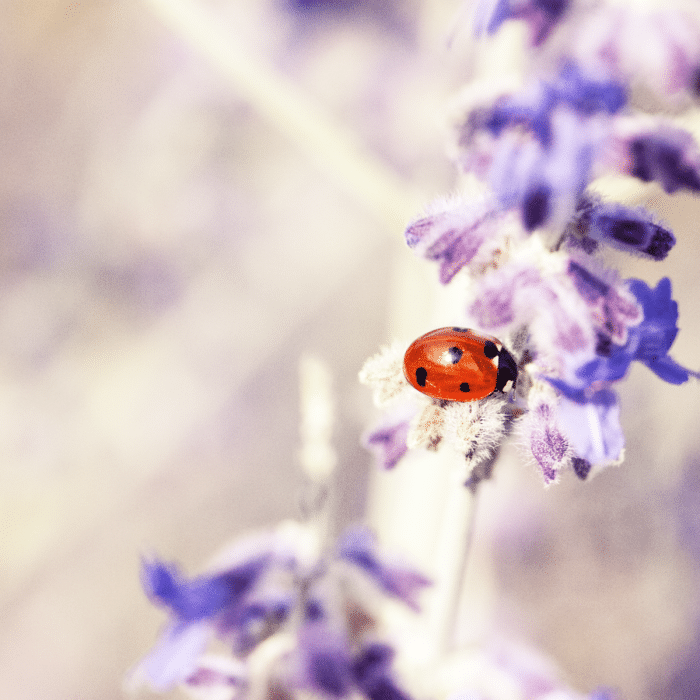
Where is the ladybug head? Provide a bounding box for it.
[495,347,518,393]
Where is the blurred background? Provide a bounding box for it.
[1,1,700,699]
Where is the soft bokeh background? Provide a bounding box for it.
[1,1,700,699]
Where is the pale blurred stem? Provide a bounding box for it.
[143,0,423,231]
[429,439,504,656]
[429,468,480,656]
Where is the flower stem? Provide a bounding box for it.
[426,461,479,656]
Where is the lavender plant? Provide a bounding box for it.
[362,0,700,485]
[131,1,699,699]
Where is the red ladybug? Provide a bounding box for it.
[403,327,517,402]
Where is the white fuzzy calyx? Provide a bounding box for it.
[358,342,410,408]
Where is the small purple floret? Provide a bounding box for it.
[364,420,410,470]
[300,630,412,700]
[481,64,625,150]
[352,645,411,700]
[554,275,695,389]
[310,650,353,697]
[404,206,494,284]
[556,63,626,116]
[477,0,571,45]
[572,456,592,480]
[337,527,431,610]
[557,389,625,467]
[141,555,270,623]
[579,202,676,260]
[630,134,700,194]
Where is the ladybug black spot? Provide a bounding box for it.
[416,367,427,387]
[460,382,470,393]
[483,341,498,359]
[448,346,463,364]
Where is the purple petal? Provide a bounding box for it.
[141,555,270,622]
[475,0,571,46]
[566,261,641,344]
[556,63,626,116]
[628,277,679,358]
[309,652,352,697]
[582,202,676,260]
[522,184,551,231]
[352,644,412,700]
[644,354,695,384]
[336,527,431,610]
[363,420,410,470]
[589,689,621,700]
[469,265,541,329]
[404,200,497,284]
[473,0,511,36]
[557,390,624,466]
[298,624,354,697]
[225,595,294,653]
[628,131,700,194]
[548,277,696,390]
[530,425,569,485]
[184,656,247,689]
[134,621,211,691]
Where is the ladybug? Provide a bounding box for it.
[403,327,517,402]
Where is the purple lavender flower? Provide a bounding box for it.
[528,402,570,484]
[474,0,571,46]
[298,623,355,697]
[625,128,700,194]
[134,553,274,689]
[134,619,213,691]
[142,555,271,623]
[363,418,411,470]
[483,64,625,148]
[336,526,431,610]
[571,196,676,261]
[298,625,412,700]
[557,389,624,470]
[134,526,431,694]
[539,276,694,475]
[404,196,509,283]
[352,644,411,700]
[550,277,697,392]
[486,106,599,230]
[565,260,641,345]
[456,63,627,231]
